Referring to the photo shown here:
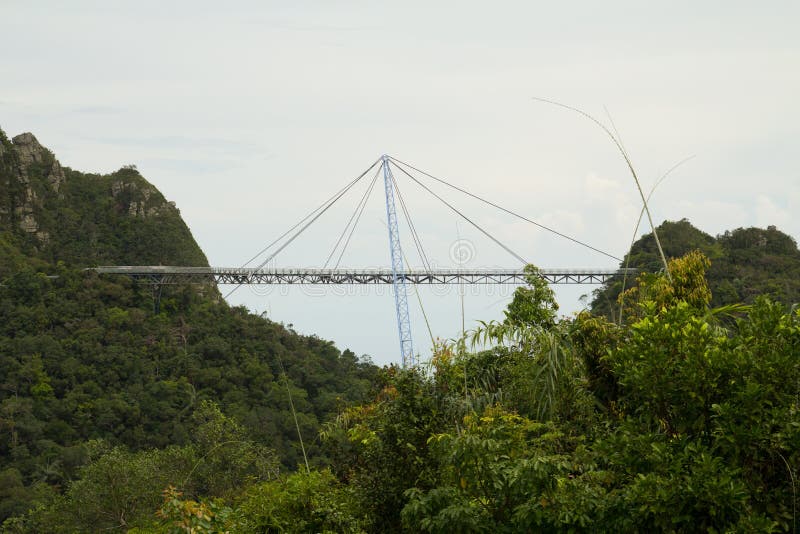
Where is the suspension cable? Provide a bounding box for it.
[241,158,381,267]
[333,166,381,269]
[530,98,668,272]
[389,156,622,262]
[390,161,528,266]
[403,256,437,351]
[529,98,666,271]
[376,215,437,350]
[250,159,379,272]
[391,174,433,272]
[225,159,380,298]
[324,167,381,268]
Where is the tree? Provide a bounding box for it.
[618,249,712,321]
[231,470,367,533]
[503,265,558,328]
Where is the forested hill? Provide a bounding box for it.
[591,219,800,318]
[2,128,797,532]
[0,128,381,525]
[0,128,208,270]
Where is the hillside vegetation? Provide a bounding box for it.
[1,128,798,532]
[0,130,208,268]
[0,128,381,527]
[592,219,800,320]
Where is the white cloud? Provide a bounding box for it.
[538,210,585,236]
[673,200,750,236]
[2,1,798,365]
[755,195,793,231]
[584,172,621,198]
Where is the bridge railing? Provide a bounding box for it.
[90,266,636,285]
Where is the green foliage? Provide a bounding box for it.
[185,400,280,499]
[619,249,712,318]
[0,127,383,528]
[0,132,25,234]
[232,469,367,533]
[12,443,196,532]
[403,406,573,532]
[467,319,592,423]
[2,252,796,532]
[570,312,622,408]
[320,368,445,533]
[503,265,559,328]
[156,485,233,534]
[0,129,209,272]
[591,427,773,532]
[43,166,209,267]
[609,302,729,436]
[6,401,280,532]
[390,253,798,531]
[3,126,799,532]
[0,266,379,524]
[593,219,800,317]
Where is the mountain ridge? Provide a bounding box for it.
[0,128,208,270]
[0,127,382,525]
[591,218,800,319]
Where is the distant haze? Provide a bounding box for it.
[2,1,798,365]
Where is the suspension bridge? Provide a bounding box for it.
[92,267,630,286]
[93,155,632,367]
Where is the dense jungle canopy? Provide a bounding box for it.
[1,127,798,532]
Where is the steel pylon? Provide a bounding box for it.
[381,155,415,367]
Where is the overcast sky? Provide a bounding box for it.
[2,1,798,365]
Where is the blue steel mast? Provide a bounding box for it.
[382,155,415,367]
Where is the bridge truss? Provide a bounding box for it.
[95,155,633,368]
[92,266,634,286]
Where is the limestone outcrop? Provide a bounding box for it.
[12,132,66,192]
[1,131,178,240]
[0,126,208,266]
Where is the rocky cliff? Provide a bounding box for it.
[0,127,208,270]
